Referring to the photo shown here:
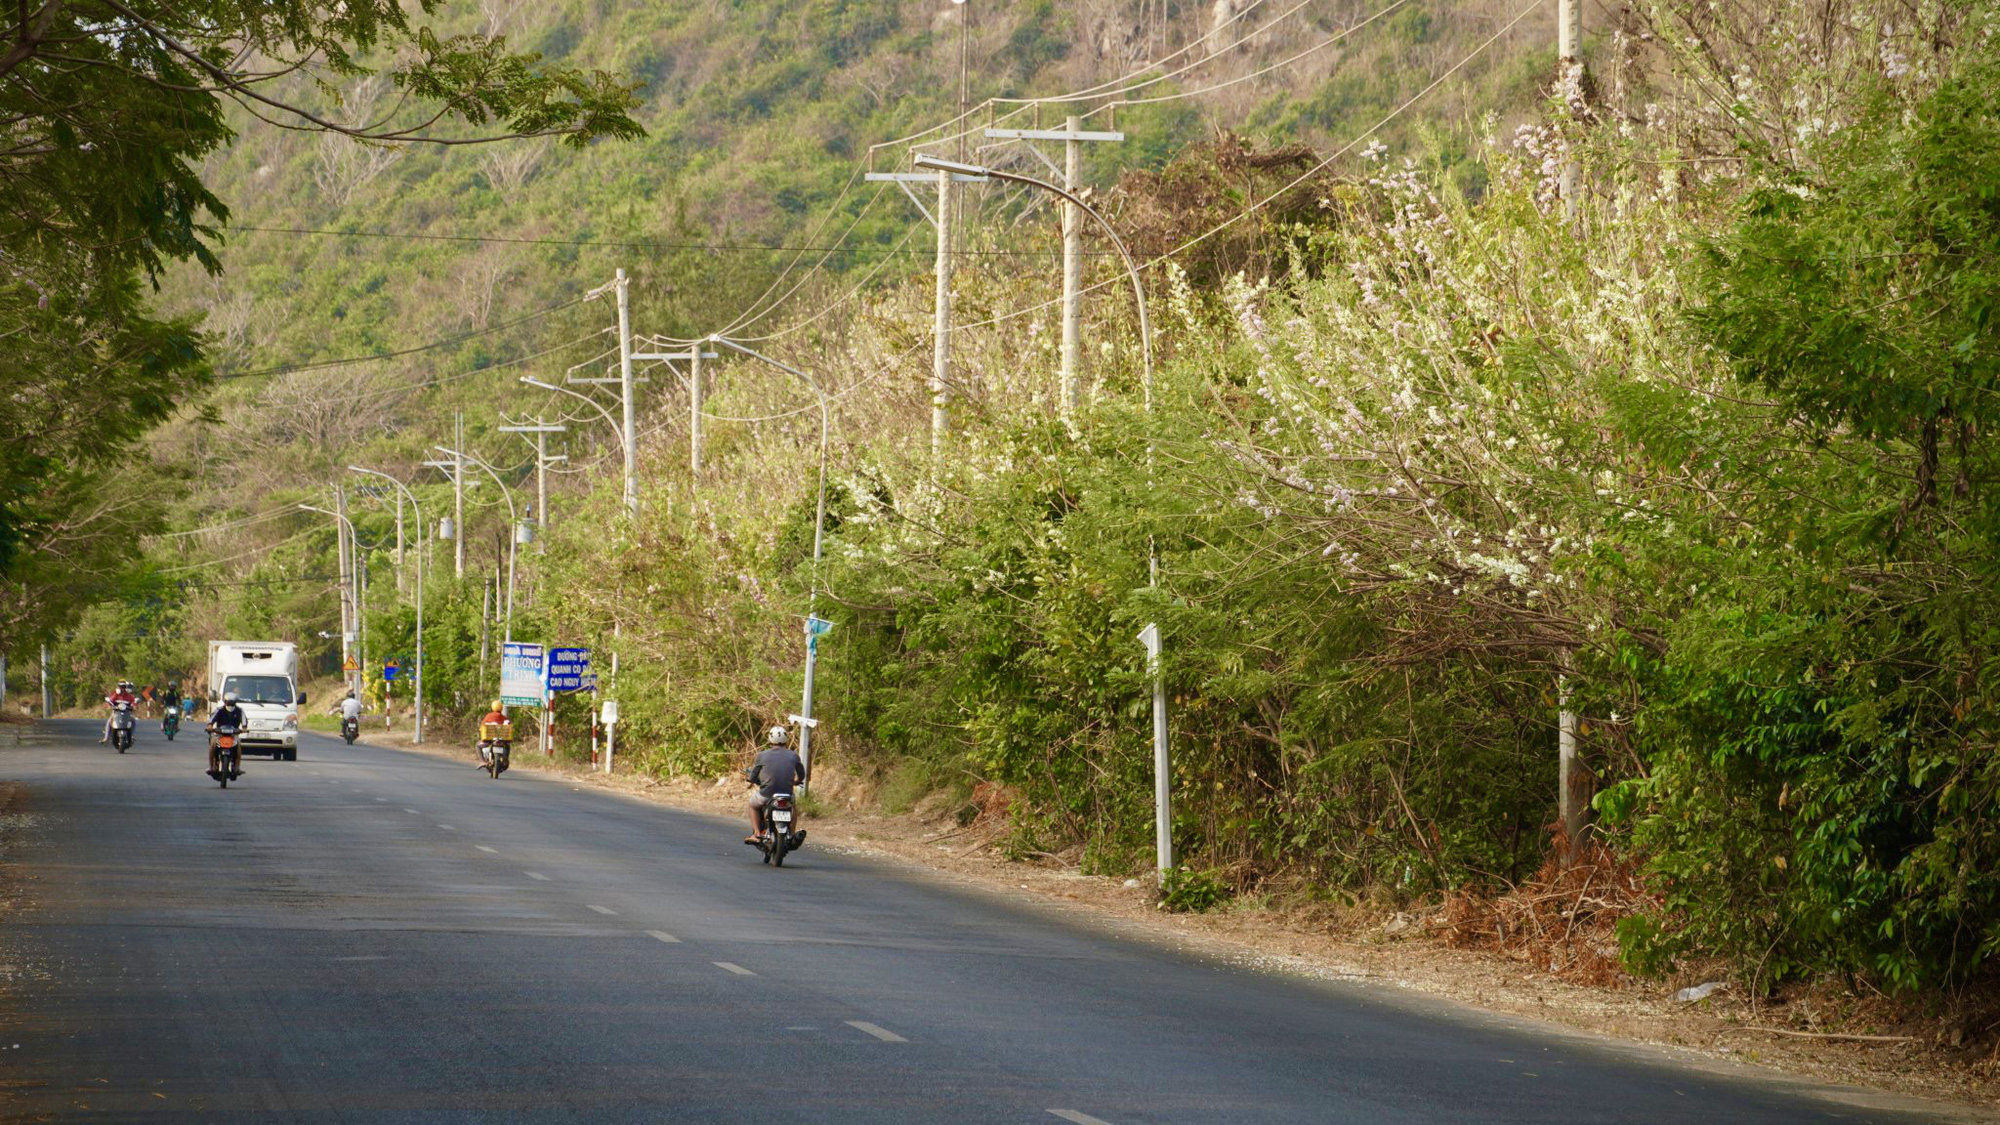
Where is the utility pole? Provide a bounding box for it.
[1557,0,1587,849]
[689,345,703,477]
[336,485,355,697]
[1558,0,1584,223]
[1062,116,1084,416]
[40,643,50,718]
[453,412,466,580]
[393,488,406,597]
[984,123,1125,420]
[500,418,567,547]
[615,268,638,522]
[865,167,989,459]
[931,165,953,460]
[628,342,716,478]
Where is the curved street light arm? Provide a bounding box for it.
[520,377,626,453]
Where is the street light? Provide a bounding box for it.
[708,336,831,784]
[348,467,427,745]
[300,503,364,698]
[912,151,1173,876]
[433,446,528,645]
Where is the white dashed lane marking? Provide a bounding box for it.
[1049,1112,1116,1125]
[846,1021,907,1043]
[403,808,420,815]
[524,872,550,881]
[646,931,680,944]
[437,824,455,831]
[587,905,617,915]
[475,846,498,854]
[712,962,755,976]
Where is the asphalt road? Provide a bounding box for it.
[0,719,1965,1124]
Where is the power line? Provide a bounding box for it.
[216,295,593,380]
[221,223,1116,259]
[955,0,1542,338]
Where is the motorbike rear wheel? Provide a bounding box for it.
[772,831,788,867]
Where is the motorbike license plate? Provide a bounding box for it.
[772,810,792,823]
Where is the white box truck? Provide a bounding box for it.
[207,641,302,761]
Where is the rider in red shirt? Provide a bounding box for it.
[101,681,138,744]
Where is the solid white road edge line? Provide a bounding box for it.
[845,1021,907,1043]
[713,962,755,976]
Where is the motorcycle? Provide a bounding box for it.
[478,720,511,779]
[108,699,135,753]
[751,792,806,867]
[207,721,242,788]
[162,704,180,741]
[341,713,360,745]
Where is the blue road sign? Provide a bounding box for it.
[545,647,592,693]
[384,661,400,681]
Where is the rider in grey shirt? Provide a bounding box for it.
[745,726,805,842]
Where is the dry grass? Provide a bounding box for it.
[1439,833,1653,987]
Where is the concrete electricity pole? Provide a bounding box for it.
[931,166,953,460]
[864,166,988,461]
[336,485,356,695]
[392,488,405,597]
[453,412,466,580]
[615,268,639,522]
[1557,0,1587,848]
[626,341,716,480]
[690,346,703,476]
[983,120,1125,419]
[301,500,360,697]
[1558,0,1584,224]
[500,418,568,546]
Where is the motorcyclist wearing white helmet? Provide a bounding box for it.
[206,691,246,777]
[339,689,362,723]
[744,725,805,844]
[100,679,138,744]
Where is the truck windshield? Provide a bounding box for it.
[222,675,294,705]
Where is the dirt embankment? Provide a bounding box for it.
[357,725,2000,1118]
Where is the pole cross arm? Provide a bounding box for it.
[983,127,1125,142]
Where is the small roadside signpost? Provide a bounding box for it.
[383,660,400,728]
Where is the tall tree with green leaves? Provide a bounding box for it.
[0,1,643,649]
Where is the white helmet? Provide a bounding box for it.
[767,726,788,746]
[223,691,239,704]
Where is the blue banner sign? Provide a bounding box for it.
[545,647,593,693]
